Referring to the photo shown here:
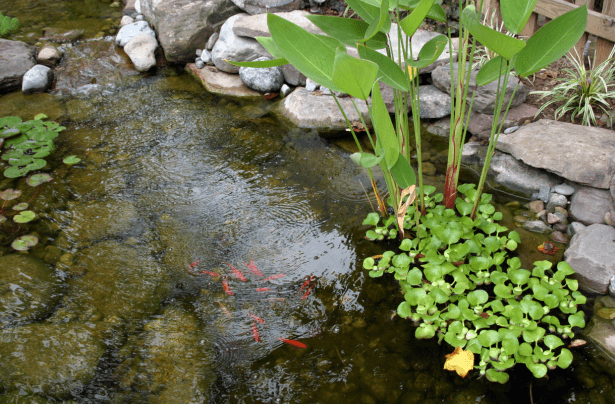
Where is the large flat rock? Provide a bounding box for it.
[564,224,615,294]
[496,120,615,189]
[274,87,370,131]
[233,10,325,38]
[0,39,37,93]
[231,0,303,15]
[185,63,262,98]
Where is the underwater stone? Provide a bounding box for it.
[0,255,61,328]
[37,45,62,67]
[0,322,108,399]
[522,220,553,234]
[63,200,138,243]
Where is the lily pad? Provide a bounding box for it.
[63,155,81,165]
[26,173,53,187]
[14,210,36,223]
[0,188,22,201]
[12,202,29,211]
[11,235,38,251]
[0,215,6,223]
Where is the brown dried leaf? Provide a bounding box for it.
[396,185,416,238]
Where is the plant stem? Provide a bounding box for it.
[27,185,41,204]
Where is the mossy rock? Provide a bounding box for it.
[0,254,61,327]
[63,200,138,243]
[114,305,215,403]
[0,322,108,399]
[60,241,171,322]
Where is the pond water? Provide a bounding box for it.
[1,1,615,403]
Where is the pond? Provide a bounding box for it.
[1,1,614,403]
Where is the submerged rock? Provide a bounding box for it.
[0,255,61,328]
[114,305,215,403]
[60,241,171,322]
[185,63,261,99]
[0,322,108,399]
[63,200,138,243]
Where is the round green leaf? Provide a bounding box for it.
[392,253,411,268]
[12,202,28,211]
[467,290,489,306]
[526,362,548,378]
[429,287,450,304]
[568,313,585,328]
[406,268,423,285]
[501,336,519,356]
[522,327,545,343]
[486,368,510,383]
[369,270,384,278]
[63,155,81,165]
[14,210,36,223]
[557,348,573,369]
[557,261,576,276]
[362,212,381,226]
[11,235,38,251]
[405,288,427,306]
[397,301,413,318]
[0,188,22,201]
[478,330,501,347]
[415,324,436,339]
[508,268,530,286]
[544,335,564,350]
[26,173,53,187]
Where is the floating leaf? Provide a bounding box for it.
[34,113,48,120]
[11,235,38,251]
[63,155,81,165]
[14,210,36,223]
[12,202,28,211]
[362,212,381,226]
[0,188,21,201]
[0,215,5,223]
[26,173,53,187]
[0,116,22,128]
[443,346,474,378]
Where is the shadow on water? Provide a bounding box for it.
[0,2,613,399]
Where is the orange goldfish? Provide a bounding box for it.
[261,274,285,282]
[278,338,306,348]
[189,260,200,269]
[200,270,220,277]
[222,279,234,296]
[255,287,271,292]
[226,263,247,282]
[250,313,265,324]
[244,259,264,277]
[302,284,315,300]
[252,323,261,342]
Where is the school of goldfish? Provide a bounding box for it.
[189,258,312,349]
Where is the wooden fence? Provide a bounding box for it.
[483,0,615,65]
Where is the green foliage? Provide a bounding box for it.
[363,185,587,382]
[0,114,65,178]
[0,12,20,38]
[531,45,615,127]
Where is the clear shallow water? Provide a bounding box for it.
[0,2,614,402]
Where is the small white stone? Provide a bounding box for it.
[120,15,135,28]
[200,49,212,64]
[196,60,205,69]
[321,86,331,95]
[206,32,219,51]
[136,14,144,21]
[196,49,202,57]
[504,126,519,134]
[305,78,319,92]
[280,84,291,97]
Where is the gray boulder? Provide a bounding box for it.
[565,224,615,294]
[239,56,284,93]
[230,0,303,15]
[0,39,37,93]
[140,0,241,63]
[487,152,559,196]
[232,10,325,38]
[467,103,538,140]
[274,87,370,131]
[124,34,158,72]
[212,14,269,73]
[496,120,615,189]
[22,64,54,94]
[570,186,614,225]
[115,21,156,47]
[432,62,528,114]
[417,85,451,119]
[280,64,306,86]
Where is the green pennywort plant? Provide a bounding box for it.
[531,45,615,127]
[231,0,587,231]
[363,184,587,383]
[0,114,65,178]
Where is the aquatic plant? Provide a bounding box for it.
[362,184,586,383]
[0,114,65,178]
[0,12,20,38]
[531,44,615,127]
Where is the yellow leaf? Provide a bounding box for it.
[408,66,419,81]
[443,346,474,378]
[396,185,416,238]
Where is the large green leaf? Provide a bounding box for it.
[350,149,386,168]
[358,45,409,91]
[371,81,399,169]
[363,0,389,41]
[390,153,416,189]
[399,0,435,37]
[268,13,341,91]
[227,58,288,67]
[460,5,526,60]
[476,55,507,86]
[332,47,378,99]
[515,5,587,77]
[500,0,538,34]
[257,36,289,59]
[405,34,448,68]
[306,15,387,49]
[345,0,392,33]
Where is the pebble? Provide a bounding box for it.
[553,223,568,233]
[195,59,205,69]
[321,86,332,95]
[136,14,144,21]
[550,230,568,244]
[553,184,575,196]
[547,213,561,224]
[514,215,528,223]
[546,193,567,212]
[609,275,615,297]
[529,200,544,213]
[120,15,135,28]
[206,32,219,51]
[605,211,615,226]
[504,126,519,134]
[554,206,568,216]
[305,78,319,92]
[200,49,212,64]
[196,49,202,57]
[536,210,547,222]
[523,220,552,233]
[536,186,551,203]
[280,84,291,97]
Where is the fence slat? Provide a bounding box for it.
[533,0,615,42]
[595,0,615,63]
[574,0,596,56]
